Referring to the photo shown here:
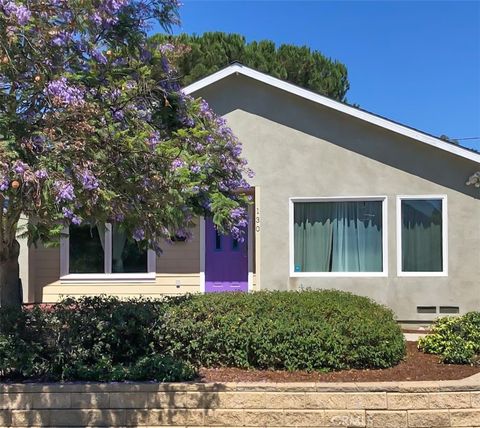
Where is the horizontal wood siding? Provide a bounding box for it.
[30,244,61,303]
[156,222,200,273]
[42,274,201,302]
[30,222,202,303]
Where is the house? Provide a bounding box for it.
[18,63,480,322]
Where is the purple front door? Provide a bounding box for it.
[205,217,248,292]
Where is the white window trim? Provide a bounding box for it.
[396,195,448,277]
[60,223,156,282]
[289,196,388,278]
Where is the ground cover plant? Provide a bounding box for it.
[418,312,480,364]
[0,291,405,381]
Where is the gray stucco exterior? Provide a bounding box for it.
[192,73,480,322]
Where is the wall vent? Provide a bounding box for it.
[439,306,460,314]
[417,306,437,314]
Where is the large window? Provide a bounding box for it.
[397,196,447,276]
[291,197,387,276]
[61,223,155,278]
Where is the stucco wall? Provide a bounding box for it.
[194,74,480,321]
[1,379,479,427]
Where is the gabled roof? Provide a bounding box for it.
[184,63,480,164]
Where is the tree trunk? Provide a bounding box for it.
[0,239,21,308]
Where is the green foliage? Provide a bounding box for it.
[162,290,405,371]
[418,312,480,364]
[0,4,250,309]
[0,292,405,381]
[0,296,195,381]
[151,32,350,101]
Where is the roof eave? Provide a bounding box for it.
[183,63,480,165]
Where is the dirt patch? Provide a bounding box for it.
[197,342,480,383]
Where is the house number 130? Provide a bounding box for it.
[255,207,260,232]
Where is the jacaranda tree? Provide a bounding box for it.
[0,0,251,306]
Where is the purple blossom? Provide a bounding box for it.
[180,115,195,127]
[199,99,214,120]
[35,169,48,179]
[52,31,70,46]
[171,158,184,170]
[112,109,124,121]
[190,164,201,174]
[54,180,75,202]
[230,207,248,228]
[45,78,85,107]
[1,1,31,25]
[30,135,46,152]
[77,169,99,190]
[0,176,8,191]
[147,131,160,150]
[230,226,245,242]
[62,207,81,225]
[159,43,175,54]
[113,212,125,222]
[132,228,145,242]
[92,49,107,64]
[13,160,28,174]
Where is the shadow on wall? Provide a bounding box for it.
[2,382,226,426]
[198,74,480,200]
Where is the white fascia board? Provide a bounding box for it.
[183,63,480,165]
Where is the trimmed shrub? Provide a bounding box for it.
[0,291,406,381]
[162,290,406,371]
[418,312,480,364]
[0,296,195,382]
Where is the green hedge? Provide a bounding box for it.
[0,291,406,381]
[162,291,406,371]
[418,312,480,364]
[0,296,195,382]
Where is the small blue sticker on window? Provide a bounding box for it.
[294,265,302,272]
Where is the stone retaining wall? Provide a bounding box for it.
[1,377,480,427]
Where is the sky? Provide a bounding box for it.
[160,0,480,150]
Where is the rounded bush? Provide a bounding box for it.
[418,312,480,364]
[162,290,406,371]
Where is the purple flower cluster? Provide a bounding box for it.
[51,31,71,46]
[13,160,28,174]
[88,0,128,28]
[92,49,108,65]
[132,228,145,241]
[199,99,214,120]
[171,158,184,170]
[35,169,48,180]
[62,207,81,225]
[189,164,201,174]
[1,1,31,25]
[54,180,75,202]
[45,78,85,107]
[230,207,248,228]
[0,174,8,191]
[147,131,161,150]
[77,168,99,191]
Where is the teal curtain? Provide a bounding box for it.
[294,201,383,272]
[402,199,442,272]
[294,203,334,272]
[331,201,382,272]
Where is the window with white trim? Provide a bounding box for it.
[290,197,387,276]
[397,196,447,276]
[61,223,156,278]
